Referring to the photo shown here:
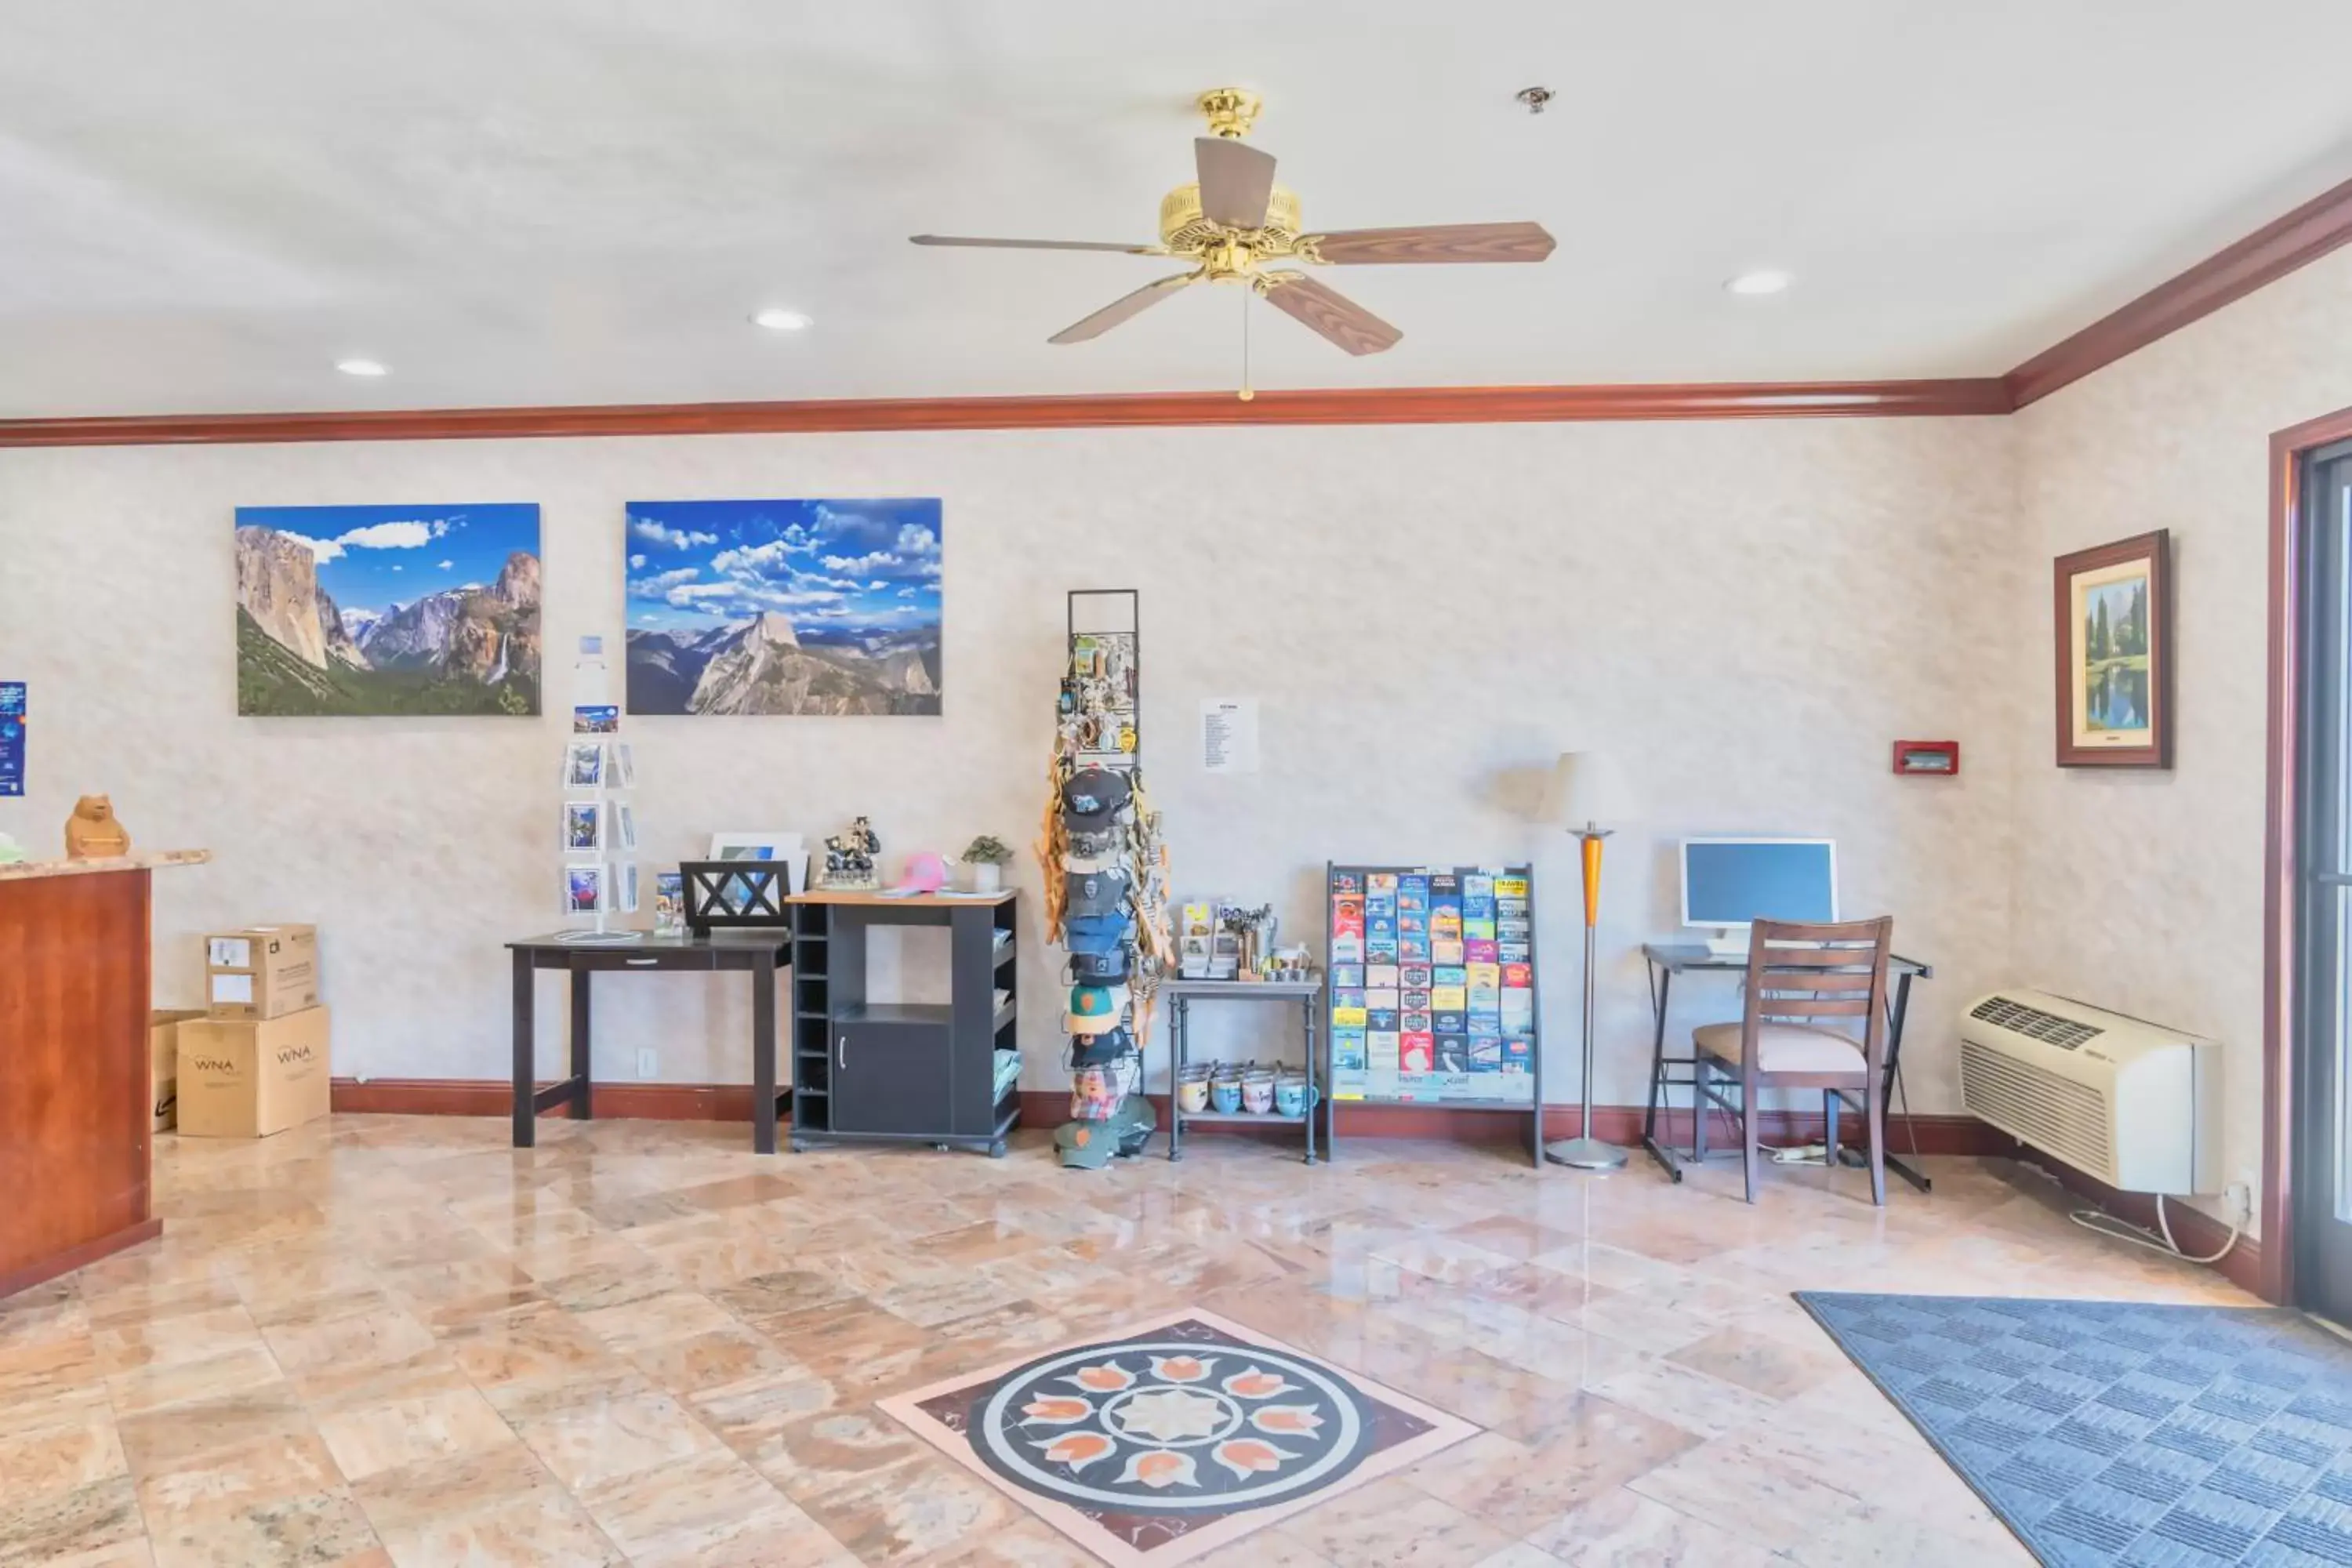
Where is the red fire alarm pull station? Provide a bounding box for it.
[1892,740,1960,776]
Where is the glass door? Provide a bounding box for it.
[2297,440,2352,1323]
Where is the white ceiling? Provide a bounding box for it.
[8,0,2352,417]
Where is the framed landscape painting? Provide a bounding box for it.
[2054,528,2170,768]
[236,503,541,716]
[624,498,941,716]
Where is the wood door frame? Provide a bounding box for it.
[2263,403,2352,1303]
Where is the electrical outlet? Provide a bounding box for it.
[2223,1181,2252,1228]
[636,1048,657,1080]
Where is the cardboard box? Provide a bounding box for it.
[205,924,319,1020]
[147,1008,208,1132]
[176,1006,332,1138]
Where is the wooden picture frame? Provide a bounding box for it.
[2054,528,2172,768]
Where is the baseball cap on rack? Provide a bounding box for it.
[1066,946,1131,984]
[1063,911,1134,955]
[1065,827,1123,860]
[1060,768,1132,832]
[1066,983,1131,1035]
[1063,867,1134,919]
[1069,1025,1134,1068]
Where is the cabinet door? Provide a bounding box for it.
[832,1022,952,1135]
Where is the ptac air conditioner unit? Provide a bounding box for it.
[1958,989,2220,1196]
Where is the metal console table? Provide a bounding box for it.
[1639,942,1934,1192]
[1163,976,1323,1163]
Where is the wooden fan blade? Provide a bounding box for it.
[1303,222,1556,264]
[1195,137,1276,230]
[1048,273,1198,344]
[910,234,1160,253]
[1260,273,1401,355]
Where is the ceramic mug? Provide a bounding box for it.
[1210,1068,1244,1115]
[1242,1070,1276,1115]
[1273,1074,1307,1117]
[1177,1065,1211,1114]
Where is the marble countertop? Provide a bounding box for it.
[0,848,212,882]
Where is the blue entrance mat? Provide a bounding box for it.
[1795,1292,2352,1566]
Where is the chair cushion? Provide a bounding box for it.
[1692,1021,1867,1075]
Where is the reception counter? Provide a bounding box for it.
[0,850,208,1298]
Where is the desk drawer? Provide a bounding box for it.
[568,949,719,971]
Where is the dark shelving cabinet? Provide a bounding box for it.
[788,890,1019,1156]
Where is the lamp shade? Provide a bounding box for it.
[1544,750,1632,830]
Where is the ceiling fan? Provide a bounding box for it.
[910,89,1555,371]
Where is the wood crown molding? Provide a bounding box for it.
[5,173,2349,445]
[0,379,2013,448]
[2007,172,2352,408]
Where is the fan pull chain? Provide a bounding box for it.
[1238,283,1254,402]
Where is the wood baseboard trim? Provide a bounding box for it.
[334,1078,2002,1156]
[0,1218,164,1302]
[332,1078,757,1120]
[2014,1147,2267,1300]
[328,1080,2258,1293]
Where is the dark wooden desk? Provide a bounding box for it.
[506,931,791,1152]
[1640,942,1933,1191]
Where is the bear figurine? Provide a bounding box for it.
[64,795,131,860]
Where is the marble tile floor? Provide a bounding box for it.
[0,1114,2256,1567]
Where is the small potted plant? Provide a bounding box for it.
[960,834,1014,894]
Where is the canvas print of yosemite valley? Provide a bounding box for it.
[235,504,542,716]
[624,499,942,717]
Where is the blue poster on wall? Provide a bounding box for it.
[0,682,23,797]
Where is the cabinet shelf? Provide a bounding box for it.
[834,1002,953,1028]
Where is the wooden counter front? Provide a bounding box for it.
[0,854,205,1298]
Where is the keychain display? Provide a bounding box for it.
[1040,592,1171,1170]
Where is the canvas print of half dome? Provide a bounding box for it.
[624,499,942,717]
[235,504,542,716]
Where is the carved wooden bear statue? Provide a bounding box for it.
[64,795,131,860]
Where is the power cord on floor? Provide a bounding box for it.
[2067,1192,2241,1265]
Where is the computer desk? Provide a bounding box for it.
[1639,943,1933,1192]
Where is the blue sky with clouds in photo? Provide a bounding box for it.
[624,499,942,637]
[238,503,539,614]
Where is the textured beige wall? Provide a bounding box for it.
[0,419,2020,1109]
[2013,245,2352,1234]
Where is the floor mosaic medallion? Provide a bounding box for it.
[880,1307,1479,1565]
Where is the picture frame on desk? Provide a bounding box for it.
[710,832,802,877]
[2054,529,2172,768]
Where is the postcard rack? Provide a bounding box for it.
[1324,862,1545,1167]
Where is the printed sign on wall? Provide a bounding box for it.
[0,682,24,797]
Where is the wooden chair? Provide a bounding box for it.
[1691,916,1893,1205]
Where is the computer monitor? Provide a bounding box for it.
[1679,838,1838,956]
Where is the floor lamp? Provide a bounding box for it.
[1544,750,1628,1171]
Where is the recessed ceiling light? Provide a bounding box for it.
[1725,270,1792,297]
[751,308,811,332]
[335,358,389,376]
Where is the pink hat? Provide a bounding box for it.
[896,851,949,893]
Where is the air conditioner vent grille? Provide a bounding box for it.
[1969,995,2103,1051]
[1960,1037,2114,1182]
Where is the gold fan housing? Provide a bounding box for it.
[1159,183,1303,278]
